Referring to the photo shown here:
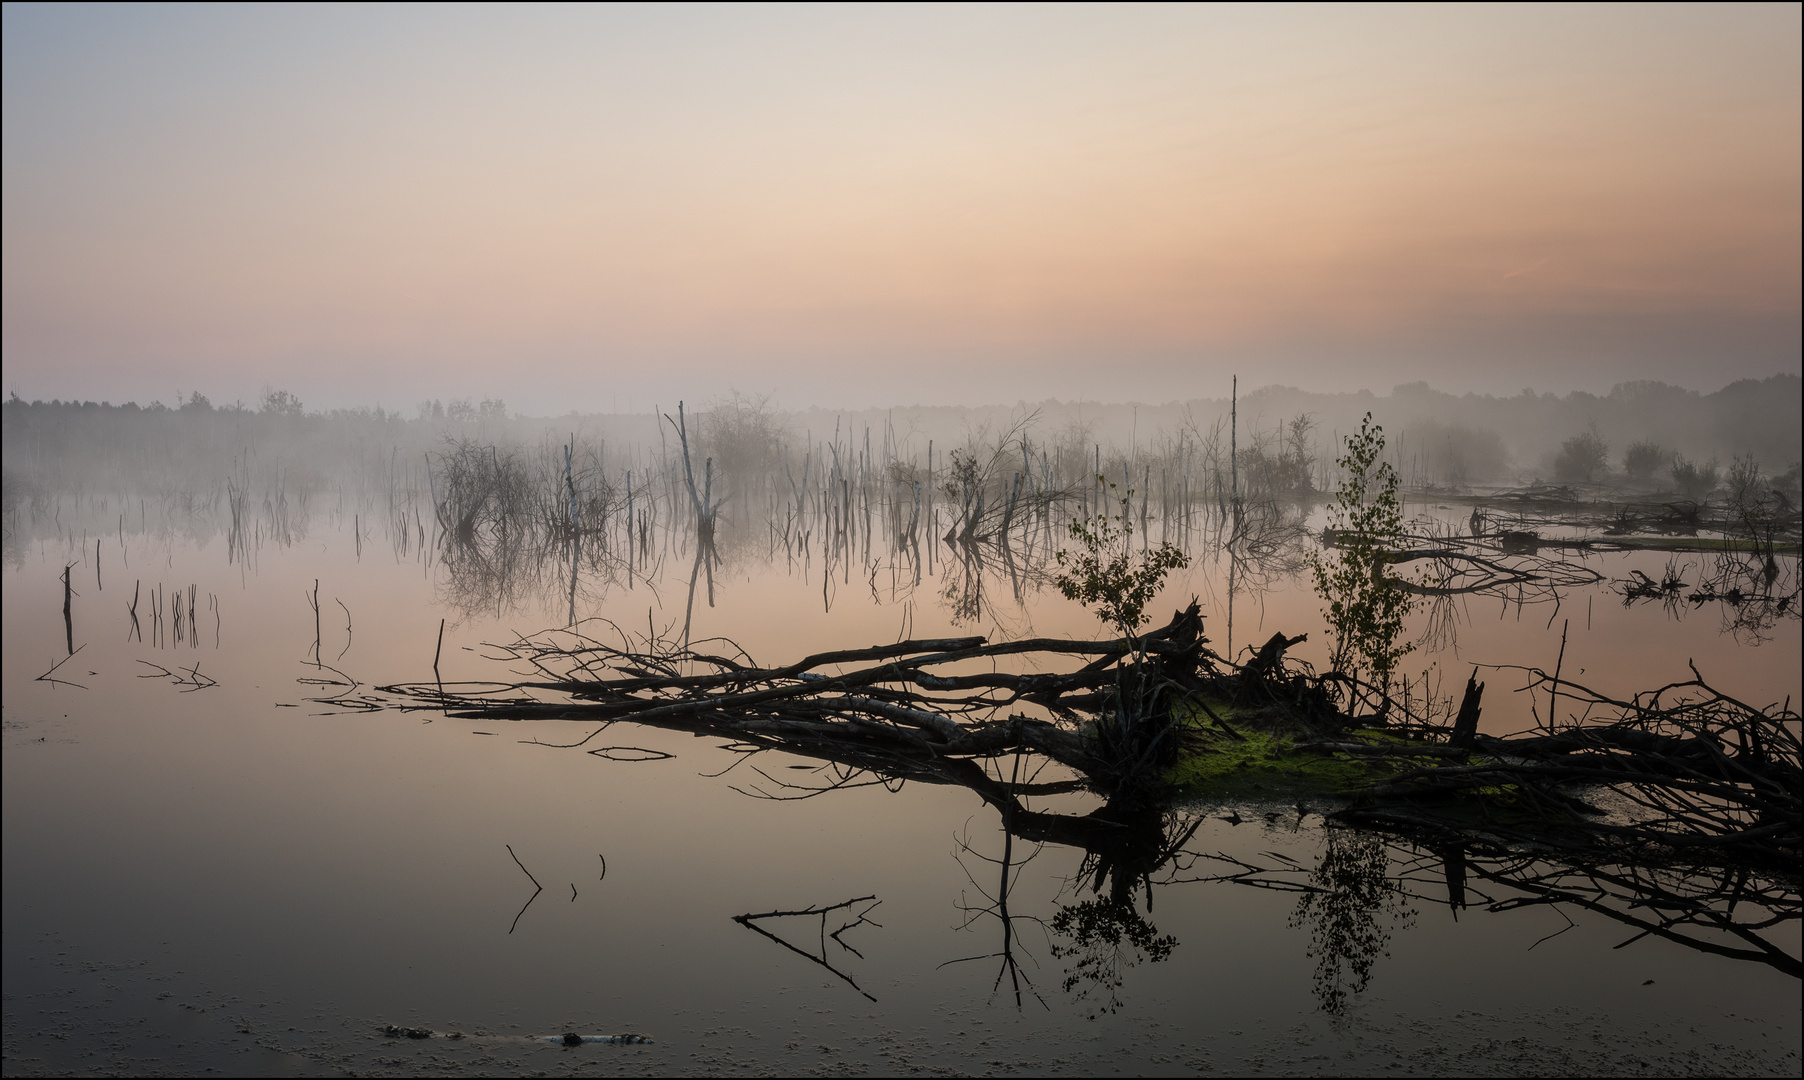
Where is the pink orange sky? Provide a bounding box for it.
[3,3,1799,413]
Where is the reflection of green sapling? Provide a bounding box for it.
[1054,479,1188,639]
[1310,414,1414,694]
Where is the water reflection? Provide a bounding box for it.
[731,730,1801,1014]
[12,466,1795,1021]
[733,896,883,1003]
[1285,829,1416,1015]
[946,778,1050,1010]
[951,795,1195,1016]
[1616,548,1801,646]
[1390,846,1802,979]
[1050,898,1177,1018]
[938,532,1056,633]
[419,446,1744,679]
[1198,827,1802,1002]
[10,407,1793,673]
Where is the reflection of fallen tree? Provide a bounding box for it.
[1616,554,1799,645]
[1059,802,1797,1012]
[943,784,1197,1015]
[945,779,1050,1011]
[1384,541,1605,597]
[1434,849,1798,977]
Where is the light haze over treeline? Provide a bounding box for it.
[5,376,1797,514]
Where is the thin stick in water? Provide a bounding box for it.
[336,598,352,661]
[1549,618,1568,729]
[433,617,446,689]
[506,843,544,934]
[62,564,75,655]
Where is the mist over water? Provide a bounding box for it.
[3,382,1798,1075]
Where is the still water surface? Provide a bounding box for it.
[4,498,1799,1076]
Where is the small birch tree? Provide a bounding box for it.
[1311,414,1413,692]
[1055,480,1188,640]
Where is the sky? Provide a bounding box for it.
[3,2,1799,415]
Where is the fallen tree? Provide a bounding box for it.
[330,599,1800,877]
[361,602,1245,794]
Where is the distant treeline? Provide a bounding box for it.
[4,375,1799,520]
[1223,376,1801,487]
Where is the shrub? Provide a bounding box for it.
[1553,426,1609,482]
[259,388,304,417]
[1623,440,1667,480]
[1671,455,1720,500]
[1054,481,1188,638]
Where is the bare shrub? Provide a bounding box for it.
[1671,455,1720,500]
[701,390,788,503]
[1726,453,1764,507]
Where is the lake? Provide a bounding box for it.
[4,425,1799,1077]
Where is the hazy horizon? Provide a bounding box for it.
[8,371,1799,424]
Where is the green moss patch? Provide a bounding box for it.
[1162,697,1386,800]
